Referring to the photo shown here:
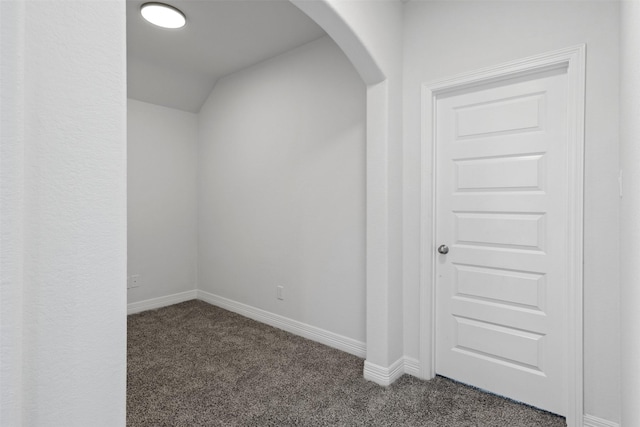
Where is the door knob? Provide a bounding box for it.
[438,244,449,255]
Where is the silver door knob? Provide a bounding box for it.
[438,244,449,254]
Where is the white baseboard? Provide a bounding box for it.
[196,290,366,358]
[127,290,198,315]
[583,414,619,427]
[403,356,421,377]
[363,357,405,386]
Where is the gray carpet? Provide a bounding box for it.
[127,300,566,426]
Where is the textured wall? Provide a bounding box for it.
[402,1,620,422]
[620,1,640,425]
[127,99,198,304]
[1,1,26,424]
[1,1,127,425]
[198,37,366,342]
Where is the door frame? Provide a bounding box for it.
[419,45,586,427]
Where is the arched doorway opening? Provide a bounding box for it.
[126,0,393,383]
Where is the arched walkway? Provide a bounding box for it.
[291,0,402,384]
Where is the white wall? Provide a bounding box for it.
[620,1,640,425]
[0,0,127,425]
[402,1,620,423]
[293,0,405,372]
[198,36,366,343]
[127,99,198,304]
[1,2,26,424]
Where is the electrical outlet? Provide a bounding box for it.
[276,285,284,300]
[127,274,141,289]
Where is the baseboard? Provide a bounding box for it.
[127,290,198,315]
[583,414,619,427]
[196,290,366,358]
[403,357,421,377]
[363,357,405,386]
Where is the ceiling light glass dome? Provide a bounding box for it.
[141,3,186,29]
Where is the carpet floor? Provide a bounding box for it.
[127,300,566,426]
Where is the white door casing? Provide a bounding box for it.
[419,46,585,427]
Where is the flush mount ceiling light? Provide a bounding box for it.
[140,2,186,29]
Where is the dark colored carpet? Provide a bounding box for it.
[127,300,566,426]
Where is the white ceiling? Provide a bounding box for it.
[127,0,326,112]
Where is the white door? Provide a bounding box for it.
[435,68,569,416]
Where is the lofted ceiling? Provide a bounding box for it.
[127,0,326,113]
